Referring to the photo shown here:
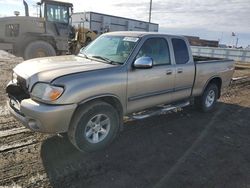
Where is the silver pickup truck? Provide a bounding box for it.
[6,32,234,152]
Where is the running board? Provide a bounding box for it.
[130,101,190,120]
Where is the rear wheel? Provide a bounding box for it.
[24,40,56,60]
[68,101,120,152]
[196,83,219,112]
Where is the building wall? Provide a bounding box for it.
[72,12,159,35]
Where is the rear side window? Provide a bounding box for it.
[172,38,189,64]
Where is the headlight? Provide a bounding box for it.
[31,83,64,102]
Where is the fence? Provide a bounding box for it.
[191,46,250,63]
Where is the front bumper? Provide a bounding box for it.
[7,98,77,133]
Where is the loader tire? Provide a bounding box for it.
[24,41,56,60]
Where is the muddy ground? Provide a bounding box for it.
[0,52,250,188]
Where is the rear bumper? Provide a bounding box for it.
[7,98,77,133]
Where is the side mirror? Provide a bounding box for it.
[133,57,153,69]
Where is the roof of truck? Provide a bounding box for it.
[103,31,186,39]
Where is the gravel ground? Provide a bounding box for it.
[0,51,250,188]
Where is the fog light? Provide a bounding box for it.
[28,119,39,130]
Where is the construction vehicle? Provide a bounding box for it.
[69,23,97,55]
[0,0,96,59]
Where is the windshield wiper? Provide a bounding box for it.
[90,56,121,65]
[78,53,89,59]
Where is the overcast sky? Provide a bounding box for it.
[0,0,249,47]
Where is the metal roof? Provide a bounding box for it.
[74,11,159,26]
[41,0,73,6]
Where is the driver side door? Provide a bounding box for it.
[127,37,175,113]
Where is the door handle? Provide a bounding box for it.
[166,69,172,75]
[177,68,183,74]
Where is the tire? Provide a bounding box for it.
[24,40,56,60]
[68,101,120,152]
[196,84,219,112]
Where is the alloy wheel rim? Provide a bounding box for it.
[205,90,215,108]
[84,114,111,143]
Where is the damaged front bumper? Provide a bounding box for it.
[7,98,77,133]
[6,81,77,134]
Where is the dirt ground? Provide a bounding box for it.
[0,51,250,188]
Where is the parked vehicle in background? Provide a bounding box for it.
[6,32,235,152]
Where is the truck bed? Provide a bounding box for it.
[192,56,235,97]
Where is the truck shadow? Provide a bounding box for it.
[41,102,250,188]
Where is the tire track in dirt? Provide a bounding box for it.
[154,104,226,188]
[0,139,37,152]
[0,127,29,138]
[154,79,250,188]
[0,115,20,131]
[0,134,49,187]
[0,105,9,117]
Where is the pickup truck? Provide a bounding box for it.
[6,32,235,152]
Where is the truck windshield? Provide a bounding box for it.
[80,35,139,64]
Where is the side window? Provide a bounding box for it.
[136,38,171,65]
[172,38,189,64]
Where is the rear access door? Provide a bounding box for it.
[170,37,195,102]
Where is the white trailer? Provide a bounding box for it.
[72,11,159,35]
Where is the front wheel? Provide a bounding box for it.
[196,84,219,112]
[68,101,120,152]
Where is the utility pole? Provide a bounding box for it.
[149,0,152,23]
[235,37,239,48]
[219,32,223,44]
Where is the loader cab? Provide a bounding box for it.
[40,0,73,25]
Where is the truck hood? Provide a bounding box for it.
[13,55,116,89]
